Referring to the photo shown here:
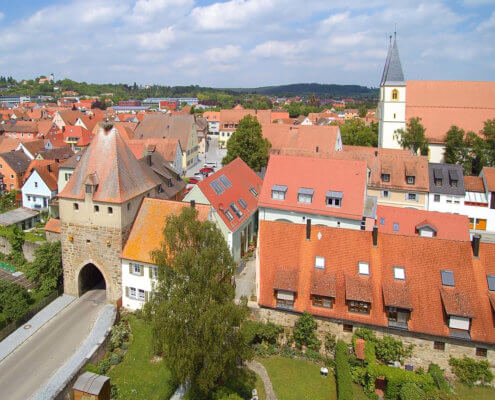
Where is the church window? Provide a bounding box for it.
[392,89,399,101]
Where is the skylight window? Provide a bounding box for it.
[487,275,495,291]
[393,223,399,232]
[358,262,369,276]
[441,270,454,287]
[224,209,234,221]
[380,218,385,225]
[238,198,247,209]
[249,187,258,198]
[315,256,325,269]
[210,180,224,196]
[394,267,405,280]
[219,174,232,189]
[230,202,242,218]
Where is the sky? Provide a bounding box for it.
[0,0,494,88]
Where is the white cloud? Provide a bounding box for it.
[136,27,175,50]
[205,45,242,63]
[126,0,193,25]
[320,12,350,30]
[477,11,495,31]
[251,40,305,58]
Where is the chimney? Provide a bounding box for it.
[472,234,481,258]
[372,225,378,247]
[374,150,378,157]
[306,219,311,241]
[316,146,319,153]
[147,154,152,166]
[47,164,51,172]
[190,200,196,208]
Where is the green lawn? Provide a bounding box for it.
[260,356,336,400]
[455,383,495,400]
[109,315,176,400]
[254,371,266,400]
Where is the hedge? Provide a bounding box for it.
[449,356,493,387]
[335,340,354,400]
[399,382,424,400]
[364,341,376,365]
[428,363,450,392]
[367,364,434,400]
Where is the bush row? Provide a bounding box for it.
[335,340,354,400]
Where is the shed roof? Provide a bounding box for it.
[73,372,109,395]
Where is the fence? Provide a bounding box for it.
[0,288,62,341]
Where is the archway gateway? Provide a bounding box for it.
[78,263,106,296]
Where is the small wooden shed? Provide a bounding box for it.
[73,372,110,400]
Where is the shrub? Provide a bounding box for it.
[354,327,376,342]
[367,364,435,400]
[449,356,493,387]
[400,382,425,400]
[109,352,123,365]
[85,363,99,373]
[364,341,376,364]
[109,320,131,350]
[374,336,413,364]
[335,340,354,400]
[324,332,336,355]
[241,320,283,346]
[97,358,111,375]
[428,363,450,392]
[110,384,119,399]
[0,280,33,323]
[293,312,320,351]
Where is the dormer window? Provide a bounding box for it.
[297,188,313,204]
[381,173,390,183]
[85,184,93,194]
[391,89,399,101]
[406,176,415,185]
[435,178,442,186]
[271,185,287,200]
[326,191,342,208]
[449,170,458,188]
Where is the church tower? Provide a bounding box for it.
[378,33,406,149]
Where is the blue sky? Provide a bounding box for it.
[0,0,494,87]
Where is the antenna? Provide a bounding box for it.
[394,23,397,40]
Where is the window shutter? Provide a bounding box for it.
[128,264,132,274]
[149,266,152,278]
[140,265,144,276]
[125,286,129,298]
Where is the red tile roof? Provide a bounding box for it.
[405,81,495,143]
[376,205,470,241]
[382,281,412,310]
[464,176,485,193]
[258,220,495,344]
[482,167,495,192]
[345,275,373,302]
[259,155,367,221]
[44,218,61,233]
[355,339,365,360]
[273,269,299,292]
[59,129,159,203]
[122,198,210,263]
[440,287,475,318]
[195,157,262,232]
[25,159,59,191]
[64,125,94,147]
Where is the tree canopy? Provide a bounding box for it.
[340,119,378,147]
[395,117,429,155]
[146,207,251,397]
[25,241,62,296]
[222,115,271,171]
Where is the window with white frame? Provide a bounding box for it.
[129,287,136,298]
[271,185,287,200]
[130,263,142,276]
[381,190,390,198]
[394,266,405,280]
[297,188,314,204]
[315,256,325,269]
[407,193,418,201]
[406,176,415,185]
[151,266,158,279]
[358,261,369,275]
[434,194,440,202]
[138,289,146,301]
[326,191,343,208]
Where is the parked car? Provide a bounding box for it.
[200,167,214,174]
[193,172,204,180]
[204,162,217,168]
[187,177,200,184]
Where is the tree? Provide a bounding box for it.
[444,126,468,166]
[292,312,320,351]
[465,131,488,175]
[340,118,378,147]
[395,117,429,155]
[481,118,495,166]
[25,241,62,296]
[0,280,33,323]
[358,105,368,118]
[222,115,271,171]
[147,207,251,397]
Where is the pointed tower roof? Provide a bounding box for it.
[380,35,405,86]
[58,127,159,203]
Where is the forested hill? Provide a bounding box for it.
[230,83,378,98]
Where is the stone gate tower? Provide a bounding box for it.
[58,128,159,303]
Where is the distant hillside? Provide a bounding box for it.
[230,83,378,98]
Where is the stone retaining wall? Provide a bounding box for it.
[251,306,495,377]
[0,235,42,262]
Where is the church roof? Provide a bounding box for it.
[380,36,405,86]
[58,128,159,203]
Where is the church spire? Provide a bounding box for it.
[380,33,405,86]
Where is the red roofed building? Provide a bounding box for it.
[258,155,376,230]
[183,157,262,261]
[63,125,94,151]
[258,219,495,371]
[21,159,59,210]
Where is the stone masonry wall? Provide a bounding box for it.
[251,306,495,378]
[46,231,60,243]
[61,222,131,304]
[0,235,42,262]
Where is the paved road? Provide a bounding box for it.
[186,136,226,178]
[0,288,106,400]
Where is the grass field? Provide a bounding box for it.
[455,383,495,400]
[260,356,336,400]
[109,315,176,400]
